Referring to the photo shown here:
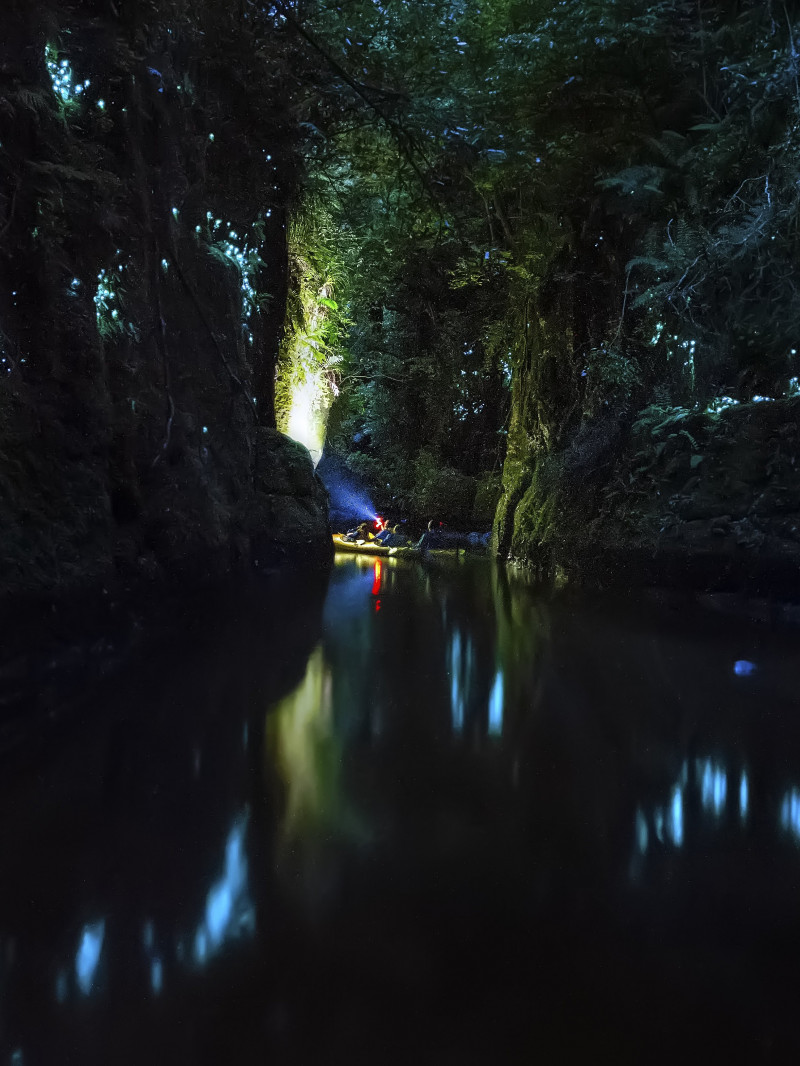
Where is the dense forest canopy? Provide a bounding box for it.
[277,0,800,530]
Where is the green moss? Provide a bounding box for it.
[472,472,502,529]
[412,448,476,526]
[509,459,559,564]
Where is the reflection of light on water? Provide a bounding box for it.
[780,788,800,841]
[700,759,727,815]
[75,919,105,995]
[450,632,463,734]
[268,645,370,912]
[653,807,665,843]
[193,811,255,966]
[669,786,684,846]
[448,631,477,738]
[488,670,504,736]
[268,646,337,838]
[633,759,744,875]
[151,957,163,995]
[635,809,648,853]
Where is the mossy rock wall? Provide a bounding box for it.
[496,396,800,594]
[0,3,330,597]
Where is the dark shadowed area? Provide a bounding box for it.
[1,558,799,1063]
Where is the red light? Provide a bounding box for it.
[372,559,382,596]
[375,598,381,612]
[375,516,386,531]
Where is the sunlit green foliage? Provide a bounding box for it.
[275,204,351,462]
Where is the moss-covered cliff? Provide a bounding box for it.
[0,1,330,597]
[486,1,800,594]
[496,397,800,594]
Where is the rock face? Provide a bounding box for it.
[249,430,332,569]
[495,397,800,595]
[0,3,331,597]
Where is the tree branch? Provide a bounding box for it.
[270,0,437,199]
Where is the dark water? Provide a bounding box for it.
[2,557,800,1064]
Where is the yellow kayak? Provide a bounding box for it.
[332,534,420,558]
[332,535,464,560]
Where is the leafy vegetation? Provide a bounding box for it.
[270,0,800,539]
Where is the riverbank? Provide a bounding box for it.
[495,396,800,597]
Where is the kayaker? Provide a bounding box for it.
[380,524,409,548]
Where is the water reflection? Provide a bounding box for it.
[75,919,105,996]
[780,788,800,841]
[267,646,341,842]
[488,670,504,737]
[447,628,482,738]
[193,811,254,967]
[2,558,800,1060]
[635,758,736,870]
[700,759,727,816]
[669,785,684,846]
[150,957,163,996]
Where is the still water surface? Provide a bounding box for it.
[2,556,800,1063]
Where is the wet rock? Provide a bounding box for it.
[249,432,332,569]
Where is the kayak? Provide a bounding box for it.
[332,534,421,558]
[332,535,465,560]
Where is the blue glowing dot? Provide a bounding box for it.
[734,660,757,676]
